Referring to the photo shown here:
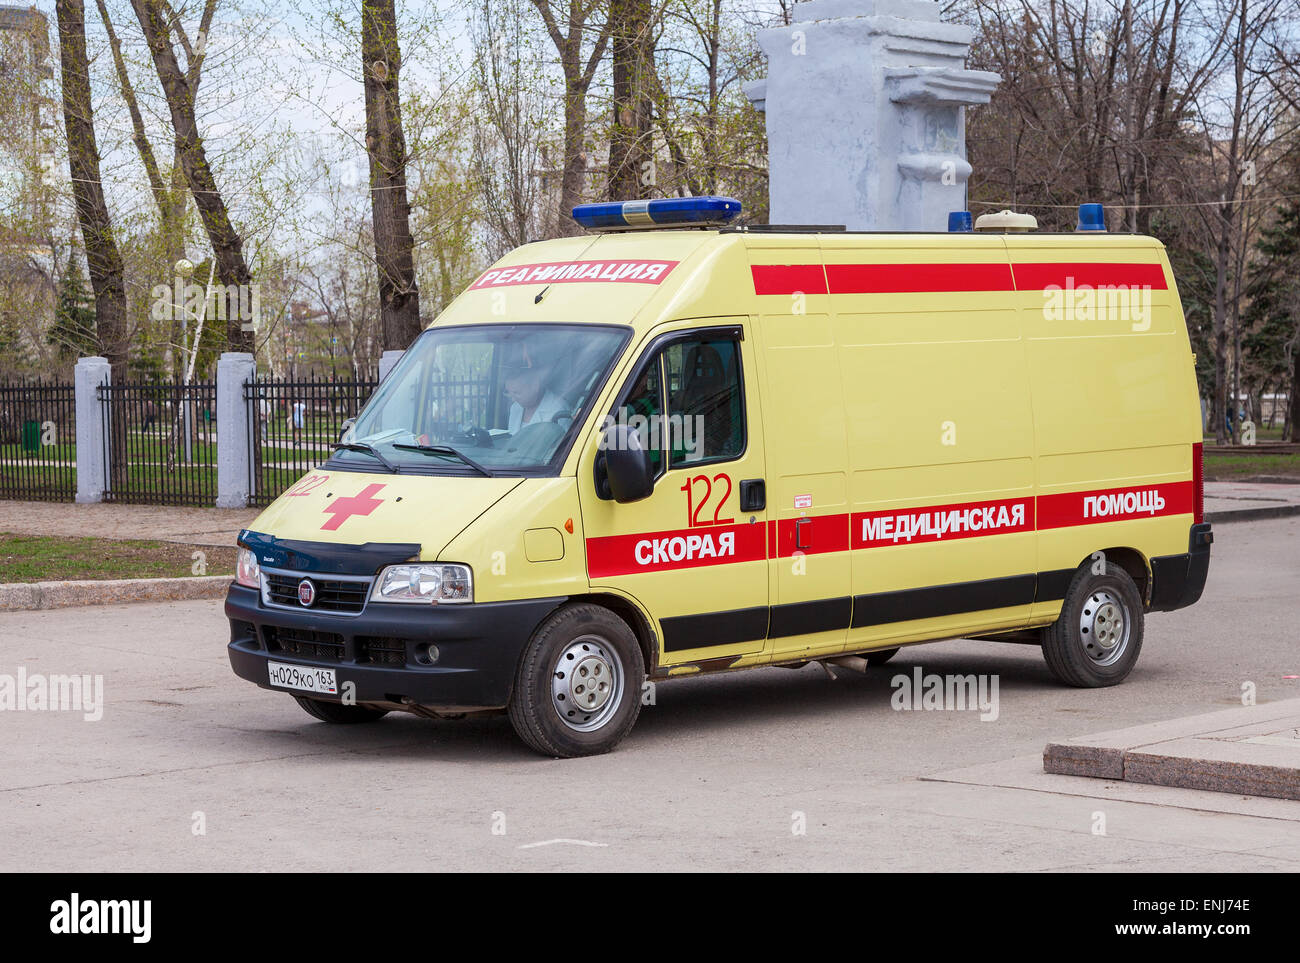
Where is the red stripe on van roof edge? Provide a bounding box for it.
[1012,262,1168,291]
[750,264,828,295]
[749,262,1168,295]
[828,262,1013,293]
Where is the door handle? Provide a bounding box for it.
[739,478,765,512]
[795,516,811,550]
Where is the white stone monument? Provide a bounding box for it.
[744,0,1000,231]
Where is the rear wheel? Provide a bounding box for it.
[294,696,389,724]
[865,647,899,666]
[508,604,645,758]
[1041,561,1144,687]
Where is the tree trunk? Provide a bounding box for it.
[57,0,129,486]
[1290,350,1300,442]
[56,0,128,380]
[133,0,253,352]
[361,0,422,350]
[557,78,589,236]
[608,0,654,201]
[96,0,187,376]
[1213,217,1231,445]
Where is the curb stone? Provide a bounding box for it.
[0,575,231,612]
[1205,504,1300,523]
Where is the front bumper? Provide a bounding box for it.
[1149,522,1213,612]
[225,584,564,710]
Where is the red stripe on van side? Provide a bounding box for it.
[750,264,828,295]
[586,483,1193,577]
[852,496,1034,549]
[826,262,1014,293]
[1011,262,1168,291]
[586,521,766,578]
[1038,481,1193,530]
[772,513,851,558]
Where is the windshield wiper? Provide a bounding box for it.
[392,443,495,477]
[330,442,399,474]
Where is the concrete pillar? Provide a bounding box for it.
[744,0,1000,231]
[215,352,257,509]
[74,356,111,504]
[379,350,405,382]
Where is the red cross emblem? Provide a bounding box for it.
[321,483,387,531]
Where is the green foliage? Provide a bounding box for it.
[1243,158,1300,389]
[48,264,97,360]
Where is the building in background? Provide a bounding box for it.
[0,4,60,375]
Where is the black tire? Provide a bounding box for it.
[293,696,389,724]
[865,647,900,666]
[508,603,645,758]
[1041,560,1144,687]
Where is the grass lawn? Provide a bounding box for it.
[0,533,236,583]
[1203,452,1300,480]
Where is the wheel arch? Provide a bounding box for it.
[1076,546,1151,605]
[559,592,659,676]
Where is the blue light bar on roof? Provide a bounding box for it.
[1076,202,1107,232]
[571,196,742,232]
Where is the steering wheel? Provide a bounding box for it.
[449,425,493,449]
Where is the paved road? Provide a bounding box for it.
[2,517,1298,871]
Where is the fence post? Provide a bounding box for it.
[379,350,404,382]
[74,356,111,504]
[216,352,256,509]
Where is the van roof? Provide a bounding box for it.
[431,228,1167,335]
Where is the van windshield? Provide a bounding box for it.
[334,323,629,474]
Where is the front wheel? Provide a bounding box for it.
[508,604,645,758]
[1041,561,1144,687]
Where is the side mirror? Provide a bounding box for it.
[338,417,356,443]
[596,423,654,503]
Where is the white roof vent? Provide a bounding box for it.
[974,209,1038,233]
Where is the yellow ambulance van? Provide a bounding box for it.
[226,197,1212,757]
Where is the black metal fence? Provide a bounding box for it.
[0,379,77,502]
[99,382,218,506]
[246,376,378,506]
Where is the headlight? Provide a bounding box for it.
[371,563,473,604]
[236,548,261,588]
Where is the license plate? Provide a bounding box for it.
[267,661,337,695]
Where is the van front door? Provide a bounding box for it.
[579,321,770,669]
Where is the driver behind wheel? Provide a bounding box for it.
[503,341,570,434]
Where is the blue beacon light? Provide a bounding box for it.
[1076,203,1107,232]
[948,211,973,232]
[571,196,742,231]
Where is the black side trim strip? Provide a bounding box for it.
[1035,568,1075,603]
[852,574,1036,628]
[662,606,768,652]
[657,563,1179,651]
[769,596,852,638]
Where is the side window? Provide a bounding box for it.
[664,336,744,467]
[616,354,664,474]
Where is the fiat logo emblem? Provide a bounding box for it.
[297,579,316,607]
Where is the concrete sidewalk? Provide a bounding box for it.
[1204,480,1300,522]
[0,500,256,547]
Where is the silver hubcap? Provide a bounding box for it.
[551,635,624,732]
[1079,589,1130,666]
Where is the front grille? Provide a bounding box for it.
[357,636,407,666]
[265,626,345,661]
[264,571,369,614]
